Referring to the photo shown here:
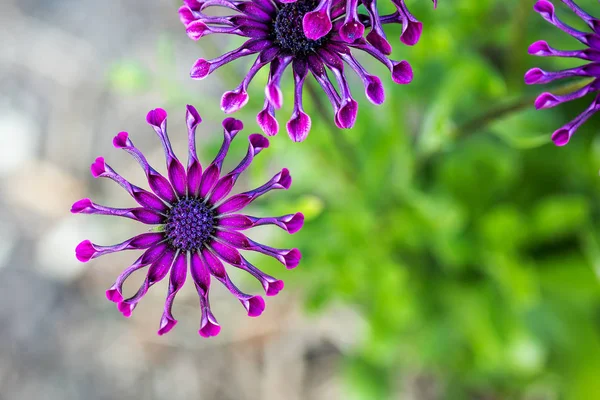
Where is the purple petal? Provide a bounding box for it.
[216,168,292,214]
[287,111,312,142]
[257,102,279,136]
[392,61,413,84]
[302,0,333,40]
[75,233,163,262]
[200,248,266,317]
[112,131,177,203]
[158,252,188,335]
[219,212,305,234]
[221,89,250,114]
[208,134,270,204]
[335,99,358,129]
[105,243,168,304]
[71,198,163,224]
[117,248,176,317]
[89,157,168,212]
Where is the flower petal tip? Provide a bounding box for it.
[551,129,571,146]
[222,117,244,134]
[284,248,302,269]
[246,295,266,317]
[339,21,364,43]
[266,279,284,296]
[249,133,270,151]
[287,112,311,142]
[221,90,249,114]
[286,213,305,234]
[302,11,332,41]
[157,319,177,336]
[257,109,280,136]
[75,240,95,262]
[90,157,106,178]
[528,40,550,55]
[392,61,413,85]
[71,198,92,213]
[278,168,292,189]
[106,288,123,303]
[400,21,423,46]
[199,321,221,337]
[191,59,211,79]
[524,68,544,85]
[534,0,554,16]
[146,108,168,128]
[112,131,130,148]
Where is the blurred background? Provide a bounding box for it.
[2,0,600,399]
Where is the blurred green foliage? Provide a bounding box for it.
[109,0,600,398]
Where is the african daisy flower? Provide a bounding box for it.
[179,0,437,141]
[71,106,303,337]
[526,0,600,146]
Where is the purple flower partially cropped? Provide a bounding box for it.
[180,0,437,141]
[71,106,303,337]
[526,0,600,146]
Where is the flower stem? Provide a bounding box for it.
[453,80,592,140]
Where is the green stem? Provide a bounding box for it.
[453,80,592,140]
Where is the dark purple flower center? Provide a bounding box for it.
[164,199,216,251]
[273,1,328,56]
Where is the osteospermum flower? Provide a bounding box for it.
[526,0,600,146]
[179,0,437,141]
[71,106,303,337]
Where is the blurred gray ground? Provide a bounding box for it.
[0,1,365,399]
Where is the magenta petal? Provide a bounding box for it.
[223,117,244,134]
[146,108,168,128]
[400,21,423,46]
[112,131,130,148]
[199,317,221,337]
[340,21,365,43]
[158,319,177,335]
[245,295,265,317]
[199,164,220,198]
[186,104,202,131]
[257,108,279,136]
[525,68,544,84]
[187,159,203,197]
[551,129,571,146]
[167,159,187,196]
[535,92,560,109]
[529,40,551,55]
[286,111,312,142]
[285,213,305,234]
[303,11,332,40]
[210,240,243,266]
[392,61,413,84]
[335,99,358,129]
[191,58,211,79]
[71,198,93,213]
[266,83,283,109]
[266,279,284,296]
[221,89,250,114]
[90,157,106,178]
[366,30,392,55]
[365,75,385,105]
[186,20,210,41]
[106,288,123,303]
[75,240,95,262]
[284,248,302,269]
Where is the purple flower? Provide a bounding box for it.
[526,0,600,146]
[71,105,303,337]
[180,0,437,141]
